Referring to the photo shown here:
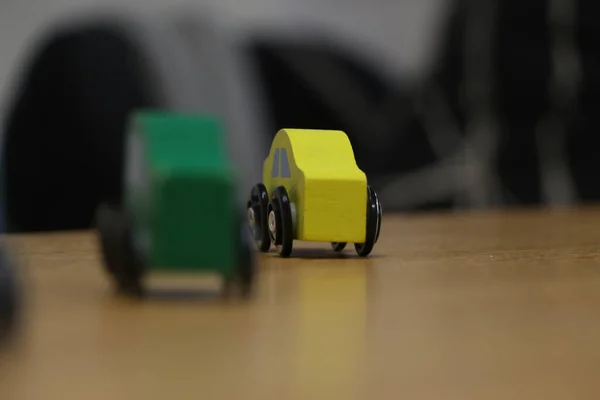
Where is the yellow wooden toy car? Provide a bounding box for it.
[247,128,382,257]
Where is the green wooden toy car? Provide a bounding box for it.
[96,111,256,297]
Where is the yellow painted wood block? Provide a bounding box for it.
[262,129,367,243]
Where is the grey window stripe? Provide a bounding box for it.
[280,148,291,178]
[272,148,280,178]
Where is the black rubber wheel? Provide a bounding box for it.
[268,186,294,257]
[247,183,271,252]
[355,186,382,257]
[96,203,124,277]
[96,203,145,296]
[331,242,347,252]
[374,190,382,243]
[117,238,145,297]
[237,224,256,297]
[0,249,18,343]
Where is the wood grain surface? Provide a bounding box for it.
[2,207,600,400]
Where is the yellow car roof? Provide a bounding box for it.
[281,129,365,180]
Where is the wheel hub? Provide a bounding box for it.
[247,207,255,226]
[247,207,257,239]
[268,210,276,241]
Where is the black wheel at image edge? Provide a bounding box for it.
[355,186,382,257]
[268,186,294,257]
[0,253,17,343]
[95,203,145,297]
[247,183,271,252]
[237,224,256,297]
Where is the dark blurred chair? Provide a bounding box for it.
[406,0,600,208]
[1,21,157,232]
[12,1,596,233]
[0,11,425,232]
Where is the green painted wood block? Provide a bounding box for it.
[96,110,256,297]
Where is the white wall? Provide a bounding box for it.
[0,0,450,119]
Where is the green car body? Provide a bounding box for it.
[125,111,237,275]
[97,110,255,296]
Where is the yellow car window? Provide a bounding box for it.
[271,148,280,178]
[280,148,291,178]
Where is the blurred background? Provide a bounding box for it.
[1,0,598,233]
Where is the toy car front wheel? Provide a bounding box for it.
[96,203,145,296]
[247,183,271,252]
[268,186,294,257]
[354,185,382,257]
[237,225,256,297]
[331,242,347,252]
[96,203,123,278]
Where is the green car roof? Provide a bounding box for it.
[132,110,233,174]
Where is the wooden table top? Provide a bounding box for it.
[2,207,600,400]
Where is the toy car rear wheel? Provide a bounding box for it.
[96,203,145,296]
[331,242,347,252]
[247,183,271,252]
[237,225,256,297]
[268,186,294,257]
[354,186,382,257]
[0,249,18,343]
[96,203,122,277]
